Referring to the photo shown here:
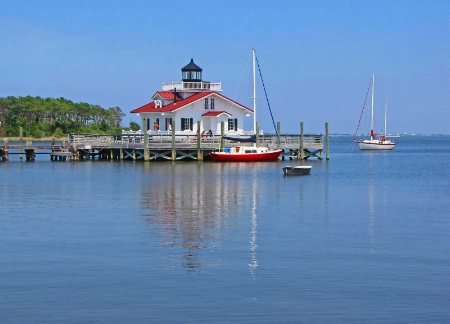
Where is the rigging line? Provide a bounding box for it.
[255,55,281,146]
[229,54,252,110]
[234,53,252,101]
[354,76,373,140]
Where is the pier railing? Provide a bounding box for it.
[69,133,323,150]
[271,134,324,149]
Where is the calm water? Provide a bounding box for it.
[1,136,449,323]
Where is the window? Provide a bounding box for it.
[183,71,201,80]
[166,118,172,131]
[181,118,193,131]
[153,118,160,131]
[210,98,215,110]
[204,98,209,110]
[228,118,238,131]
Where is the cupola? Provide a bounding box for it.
[181,58,202,82]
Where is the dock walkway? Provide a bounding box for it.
[65,132,327,161]
[1,125,330,162]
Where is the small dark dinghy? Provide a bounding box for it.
[283,165,312,176]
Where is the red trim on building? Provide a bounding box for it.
[152,91,182,100]
[131,91,252,114]
[202,111,232,117]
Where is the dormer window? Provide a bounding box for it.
[155,100,162,108]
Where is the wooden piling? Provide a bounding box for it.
[19,127,23,160]
[197,121,203,160]
[25,148,35,161]
[256,122,260,147]
[143,118,149,161]
[325,122,329,160]
[276,122,281,149]
[1,139,9,161]
[171,120,176,160]
[220,121,224,150]
[300,122,304,160]
[69,144,77,161]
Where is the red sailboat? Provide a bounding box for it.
[209,49,282,162]
[209,145,282,162]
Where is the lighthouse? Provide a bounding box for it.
[131,57,252,135]
[181,58,202,82]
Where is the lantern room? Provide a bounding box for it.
[181,58,202,82]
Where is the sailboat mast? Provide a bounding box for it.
[384,98,388,137]
[371,73,375,140]
[252,49,257,135]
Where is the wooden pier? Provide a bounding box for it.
[1,122,330,162]
[0,139,74,162]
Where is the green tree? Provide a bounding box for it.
[129,121,140,131]
[0,96,126,137]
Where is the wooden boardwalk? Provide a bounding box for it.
[0,141,73,162]
[65,132,327,161]
[1,130,329,162]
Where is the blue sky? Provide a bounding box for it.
[1,0,449,134]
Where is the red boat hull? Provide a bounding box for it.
[209,149,282,162]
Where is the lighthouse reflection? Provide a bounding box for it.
[139,163,266,274]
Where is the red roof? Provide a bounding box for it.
[152,91,182,100]
[131,91,252,114]
[202,111,232,117]
[131,101,156,113]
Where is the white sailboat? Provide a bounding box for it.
[355,73,396,151]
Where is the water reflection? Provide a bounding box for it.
[249,172,258,279]
[139,162,267,273]
[366,152,392,254]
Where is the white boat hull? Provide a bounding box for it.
[357,140,396,150]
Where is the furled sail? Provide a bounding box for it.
[222,134,256,143]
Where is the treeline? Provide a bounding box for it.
[0,96,127,137]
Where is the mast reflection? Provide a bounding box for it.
[249,172,258,278]
[139,163,265,273]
